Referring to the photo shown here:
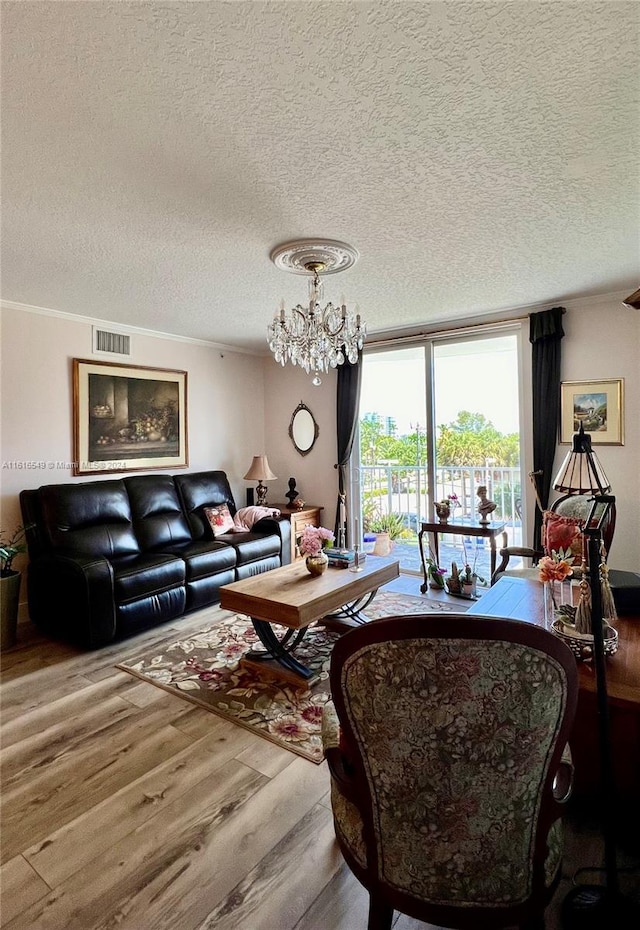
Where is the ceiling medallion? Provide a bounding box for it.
[270,238,359,275]
[267,238,365,386]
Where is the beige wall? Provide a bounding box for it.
[262,357,339,529]
[554,297,639,571]
[2,294,638,617]
[0,306,267,569]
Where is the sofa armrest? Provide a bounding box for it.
[26,553,117,648]
[252,517,292,565]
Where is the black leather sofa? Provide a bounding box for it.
[20,470,291,647]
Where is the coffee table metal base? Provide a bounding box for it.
[246,620,313,679]
[321,590,378,633]
[246,589,380,679]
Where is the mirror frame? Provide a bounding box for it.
[289,401,319,456]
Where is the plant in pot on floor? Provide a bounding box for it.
[367,510,409,556]
[1,523,31,649]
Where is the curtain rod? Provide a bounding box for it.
[366,315,529,349]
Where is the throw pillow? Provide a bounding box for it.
[542,510,584,565]
[203,504,235,537]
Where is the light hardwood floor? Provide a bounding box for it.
[1,579,637,930]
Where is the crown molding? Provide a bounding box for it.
[367,289,634,346]
[0,299,262,356]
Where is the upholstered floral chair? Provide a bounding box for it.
[492,493,616,584]
[322,613,578,930]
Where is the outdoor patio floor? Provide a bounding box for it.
[389,534,524,596]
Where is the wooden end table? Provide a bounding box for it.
[418,518,507,592]
[271,503,324,561]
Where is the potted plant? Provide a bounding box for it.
[1,523,30,649]
[445,561,462,595]
[425,557,446,590]
[367,511,408,556]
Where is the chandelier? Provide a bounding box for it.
[268,238,366,385]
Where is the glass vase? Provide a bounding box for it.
[305,551,328,576]
[543,579,572,627]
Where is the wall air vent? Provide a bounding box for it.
[92,327,131,357]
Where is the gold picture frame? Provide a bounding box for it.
[73,359,188,475]
[560,379,624,445]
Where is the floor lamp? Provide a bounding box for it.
[553,429,639,927]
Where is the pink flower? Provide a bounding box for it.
[268,714,310,742]
[538,555,573,582]
[299,525,335,557]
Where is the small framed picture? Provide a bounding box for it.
[73,359,188,475]
[560,379,624,445]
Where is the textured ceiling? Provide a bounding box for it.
[2,1,638,353]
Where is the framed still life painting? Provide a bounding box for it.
[560,379,624,445]
[73,359,188,475]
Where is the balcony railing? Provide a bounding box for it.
[359,463,523,576]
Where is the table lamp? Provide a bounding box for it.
[553,422,611,496]
[243,455,277,506]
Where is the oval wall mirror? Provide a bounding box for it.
[289,402,319,456]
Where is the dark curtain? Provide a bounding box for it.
[334,353,363,547]
[530,307,565,550]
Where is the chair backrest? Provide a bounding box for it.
[328,613,578,926]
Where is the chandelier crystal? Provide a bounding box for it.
[267,239,365,385]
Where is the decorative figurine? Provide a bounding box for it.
[476,485,497,524]
[285,477,299,507]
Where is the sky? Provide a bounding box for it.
[360,335,520,437]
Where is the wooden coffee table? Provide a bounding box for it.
[219,556,400,680]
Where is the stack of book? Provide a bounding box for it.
[327,548,359,568]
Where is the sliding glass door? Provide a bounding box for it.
[356,329,523,578]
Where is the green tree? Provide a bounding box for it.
[436,411,519,466]
[359,410,519,468]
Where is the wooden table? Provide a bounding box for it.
[219,556,400,680]
[468,576,640,810]
[418,519,507,592]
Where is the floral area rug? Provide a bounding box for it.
[117,590,461,764]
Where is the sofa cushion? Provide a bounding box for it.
[219,531,281,565]
[125,475,192,551]
[40,480,139,559]
[163,539,237,581]
[111,553,185,604]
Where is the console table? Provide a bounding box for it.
[418,518,507,592]
[468,576,640,821]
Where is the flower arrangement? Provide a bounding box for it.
[438,493,459,510]
[299,525,335,557]
[538,551,573,583]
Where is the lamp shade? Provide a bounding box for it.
[243,455,277,482]
[553,424,611,494]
